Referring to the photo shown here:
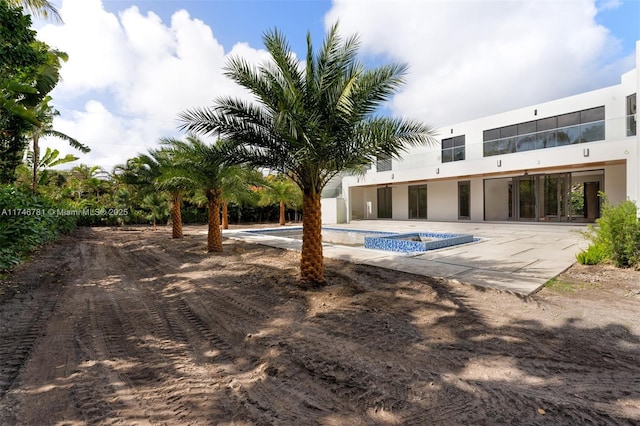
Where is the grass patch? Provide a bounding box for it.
[544,277,575,293]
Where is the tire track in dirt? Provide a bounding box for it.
[2,226,639,424]
[70,244,243,423]
[0,295,58,398]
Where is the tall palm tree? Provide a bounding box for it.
[162,135,242,252]
[179,23,437,283]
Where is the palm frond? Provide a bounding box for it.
[42,129,90,153]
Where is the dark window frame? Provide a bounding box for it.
[442,135,466,163]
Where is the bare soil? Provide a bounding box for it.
[0,225,639,425]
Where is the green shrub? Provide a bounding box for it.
[576,243,606,265]
[0,185,76,270]
[579,194,640,268]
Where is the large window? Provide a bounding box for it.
[376,154,392,172]
[442,135,465,163]
[628,94,637,136]
[483,106,605,157]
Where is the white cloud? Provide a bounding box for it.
[36,0,268,170]
[325,0,632,127]
[32,0,635,170]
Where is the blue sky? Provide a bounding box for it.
[34,0,640,169]
[109,0,333,53]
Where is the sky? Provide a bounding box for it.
[32,0,640,171]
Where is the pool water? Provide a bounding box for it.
[242,227,476,253]
[244,227,392,247]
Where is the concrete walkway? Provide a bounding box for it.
[223,220,590,296]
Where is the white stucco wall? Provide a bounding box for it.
[321,198,338,224]
[337,44,639,222]
[393,185,409,220]
[605,163,628,205]
[484,178,510,221]
[427,181,458,220]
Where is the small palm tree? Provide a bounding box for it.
[220,167,264,229]
[118,151,190,238]
[141,192,169,230]
[260,174,302,226]
[179,23,437,283]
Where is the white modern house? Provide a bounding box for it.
[322,42,639,224]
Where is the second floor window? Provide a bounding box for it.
[442,135,465,163]
[377,154,392,172]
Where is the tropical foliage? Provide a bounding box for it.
[6,0,61,22]
[1,1,83,185]
[577,194,640,268]
[0,185,75,270]
[179,23,437,283]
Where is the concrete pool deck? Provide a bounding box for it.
[223,220,590,296]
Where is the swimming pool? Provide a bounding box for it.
[242,227,476,253]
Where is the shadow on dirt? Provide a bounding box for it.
[0,226,638,425]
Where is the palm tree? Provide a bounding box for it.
[220,167,264,229]
[7,0,61,22]
[141,192,169,230]
[162,135,243,252]
[118,151,191,238]
[179,23,437,283]
[30,97,89,191]
[260,174,302,226]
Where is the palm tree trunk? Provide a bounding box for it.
[279,200,286,226]
[207,191,223,252]
[301,191,323,283]
[171,192,183,238]
[221,201,229,229]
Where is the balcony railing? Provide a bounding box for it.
[321,187,343,199]
[483,120,605,157]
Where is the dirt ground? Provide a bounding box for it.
[0,225,639,425]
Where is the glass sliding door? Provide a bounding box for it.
[408,185,428,219]
[510,171,602,222]
[377,186,393,219]
[515,176,537,220]
[458,181,470,220]
[542,173,570,222]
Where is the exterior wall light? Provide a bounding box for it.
[583,148,590,157]
[497,160,502,167]
[436,168,440,174]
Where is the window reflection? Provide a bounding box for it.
[483,106,606,157]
